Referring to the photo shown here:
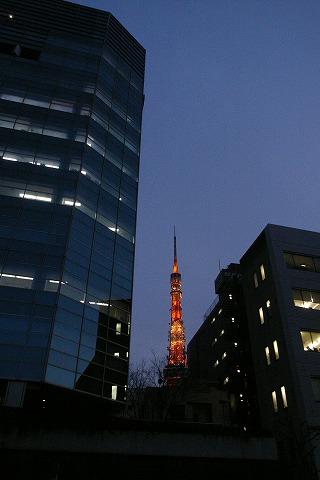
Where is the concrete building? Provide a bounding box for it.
[0,0,145,412]
[189,224,320,479]
[240,224,320,479]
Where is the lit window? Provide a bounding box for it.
[260,264,266,281]
[63,199,81,207]
[114,352,120,357]
[272,391,278,412]
[300,330,320,352]
[116,323,121,335]
[259,307,265,324]
[265,300,271,317]
[112,385,117,400]
[19,192,52,202]
[284,252,318,272]
[293,289,320,310]
[281,386,288,408]
[253,272,258,288]
[222,352,227,360]
[229,294,233,300]
[214,360,219,368]
[0,273,33,289]
[223,377,229,385]
[273,340,279,360]
[211,317,216,324]
[212,338,217,345]
[220,329,225,336]
[45,164,59,169]
[265,346,271,365]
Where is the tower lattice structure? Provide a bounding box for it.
[165,231,187,385]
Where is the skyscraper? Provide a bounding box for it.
[0,0,145,410]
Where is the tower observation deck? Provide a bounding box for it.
[164,230,187,386]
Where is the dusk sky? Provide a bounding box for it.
[71,0,320,366]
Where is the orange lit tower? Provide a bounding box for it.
[164,230,187,385]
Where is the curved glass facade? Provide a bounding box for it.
[0,0,145,403]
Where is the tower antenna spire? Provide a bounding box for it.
[164,228,187,386]
[173,226,178,273]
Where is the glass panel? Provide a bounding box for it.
[46,364,75,388]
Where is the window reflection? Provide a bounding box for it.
[285,252,320,272]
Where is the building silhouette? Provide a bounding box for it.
[188,263,259,428]
[0,0,145,411]
[188,224,320,479]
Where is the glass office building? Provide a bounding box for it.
[0,0,145,408]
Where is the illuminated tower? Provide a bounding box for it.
[165,230,187,385]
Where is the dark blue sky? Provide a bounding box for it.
[71,0,320,365]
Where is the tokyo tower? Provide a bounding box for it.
[164,229,187,386]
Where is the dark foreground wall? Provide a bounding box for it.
[0,408,285,480]
[2,451,283,480]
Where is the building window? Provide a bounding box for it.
[272,391,278,412]
[265,299,272,319]
[300,330,320,352]
[116,323,121,335]
[222,352,227,360]
[265,346,271,365]
[273,340,279,360]
[281,386,288,408]
[253,272,258,288]
[284,252,320,272]
[260,264,266,281]
[293,289,320,310]
[214,360,219,368]
[112,385,117,400]
[310,377,320,401]
[259,307,265,324]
